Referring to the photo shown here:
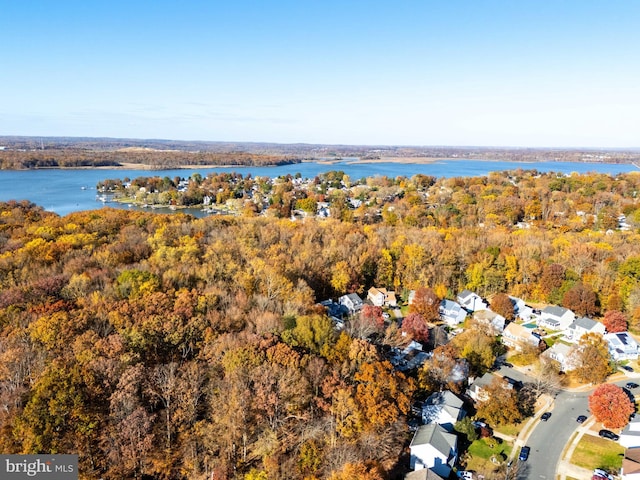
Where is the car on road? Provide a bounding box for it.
[502,376,523,389]
[576,415,587,423]
[626,382,639,389]
[518,446,530,461]
[621,365,634,372]
[599,429,619,441]
[540,412,552,421]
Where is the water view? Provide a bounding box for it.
[0,159,637,216]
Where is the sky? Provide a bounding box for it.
[1,0,639,148]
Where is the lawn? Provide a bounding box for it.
[570,435,625,471]
[464,437,512,472]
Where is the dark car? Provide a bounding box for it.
[599,429,619,441]
[626,382,639,389]
[576,415,587,423]
[622,365,634,372]
[518,446,530,461]
[540,412,552,421]
[503,376,523,389]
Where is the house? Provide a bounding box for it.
[439,299,467,326]
[390,341,430,372]
[404,469,446,480]
[457,290,488,312]
[622,448,640,479]
[421,391,466,432]
[467,372,497,403]
[367,287,397,307]
[621,415,640,448]
[605,332,639,361]
[509,296,534,322]
[409,424,458,478]
[338,293,364,314]
[501,322,542,351]
[473,309,506,333]
[541,342,576,372]
[538,306,575,331]
[565,317,606,343]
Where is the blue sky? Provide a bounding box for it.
[2,1,639,147]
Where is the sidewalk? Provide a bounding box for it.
[556,416,598,479]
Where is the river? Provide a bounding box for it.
[0,159,637,216]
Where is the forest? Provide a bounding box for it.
[1,169,640,479]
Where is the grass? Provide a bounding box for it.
[464,437,513,473]
[570,435,625,471]
[495,422,523,438]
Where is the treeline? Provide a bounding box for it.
[0,168,640,478]
[0,149,299,170]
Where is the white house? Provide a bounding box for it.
[510,296,534,322]
[457,290,487,313]
[367,287,397,307]
[622,448,640,480]
[501,322,542,351]
[409,424,458,478]
[338,293,363,314]
[605,332,639,361]
[541,342,576,372]
[538,306,575,331]
[439,299,467,326]
[467,372,498,403]
[565,317,606,343]
[473,309,506,333]
[421,391,466,432]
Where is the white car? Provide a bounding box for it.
[593,469,613,480]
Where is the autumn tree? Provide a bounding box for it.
[475,377,523,427]
[572,333,613,384]
[401,312,430,343]
[603,310,627,333]
[451,327,502,376]
[588,383,635,428]
[409,287,441,323]
[490,293,515,321]
[563,282,599,317]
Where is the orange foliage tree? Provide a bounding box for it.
[588,383,635,429]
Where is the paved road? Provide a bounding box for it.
[494,366,638,479]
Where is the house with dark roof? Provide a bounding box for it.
[538,305,575,331]
[409,424,458,478]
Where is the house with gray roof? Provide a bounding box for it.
[541,342,576,372]
[605,332,639,361]
[338,293,363,314]
[473,309,506,333]
[457,290,487,313]
[565,316,606,342]
[621,415,640,449]
[538,305,575,331]
[439,299,467,326]
[421,391,466,432]
[466,372,498,402]
[409,424,458,478]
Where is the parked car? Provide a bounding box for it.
[593,468,614,480]
[599,429,619,441]
[457,471,473,480]
[518,446,530,461]
[626,382,639,389]
[540,412,552,421]
[576,415,587,423]
[503,376,523,389]
[621,365,634,372]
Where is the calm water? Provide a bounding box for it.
[0,159,637,217]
